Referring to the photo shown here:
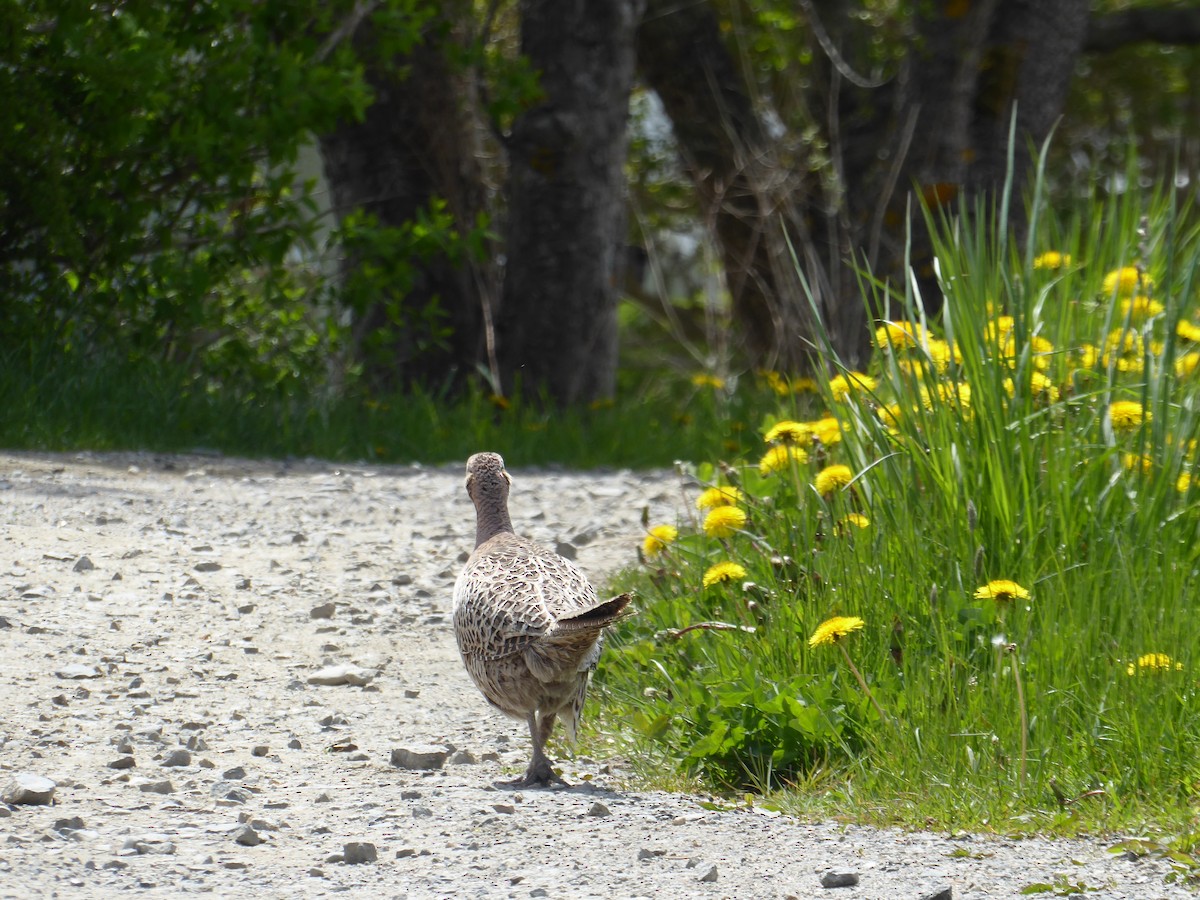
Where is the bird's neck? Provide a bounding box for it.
[474,499,515,549]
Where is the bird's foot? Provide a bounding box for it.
[495,758,568,789]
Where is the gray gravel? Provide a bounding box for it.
[0,450,1192,899]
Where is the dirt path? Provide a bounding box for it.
[0,451,1189,899]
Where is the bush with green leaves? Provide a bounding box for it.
[600,178,1200,824]
[0,0,434,391]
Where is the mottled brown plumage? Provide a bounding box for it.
[452,452,631,787]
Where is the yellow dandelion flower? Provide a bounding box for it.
[926,338,959,373]
[759,444,808,475]
[808,615,865,647]
[1177,320,1200,343]
[1103,266,1153,299]
[703,560,747,587]
[792,377,820,394]
[838,513,870,531]
[814,464,854,497]
[829,371,877,402]
[696,486,744,510]
[703,505,747,538]
[1121,453,1154,475]
[999,333,1055,370]
[1126,652,1183,676]
[1033,251,1072,270]
[1005,371,1059,404]
[642,524,678,557]
[764,420,813,446]
[919,381,972,412]
[1075,343,1099,369]
[896,359,933,381]
[1120,296,1164,320]
[1174,353,1200,378]
[985,316,1015,345]
[875,320,926,350]
[761,370,791,396]
[1109,400,1149,432]
[808,416,846,446]
[974,579,1030,602]
[1103,328,1144,360]
[691,372,726,389]
[1178,471,1193,493]
[877,402,906,430]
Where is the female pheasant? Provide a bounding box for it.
[453,452,631,787]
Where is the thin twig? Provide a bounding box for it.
[314,1,380,64]
[1007,643,1028,789]
[838,642,894,728]
[659,621,757,640]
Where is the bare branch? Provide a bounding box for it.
[1084,5,1200,53]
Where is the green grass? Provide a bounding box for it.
[592,174,1200,841]
[0,343,767,469]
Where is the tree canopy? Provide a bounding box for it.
[2,1,1197,405]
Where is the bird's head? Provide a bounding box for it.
[464,452,511,506]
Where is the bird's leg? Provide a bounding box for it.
[502,711,567,788]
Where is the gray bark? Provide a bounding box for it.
[1085,5,1200,53]
[636,0,821,372]
[637,0,1092,370]
[496,0,644,406]
[318,6,490,393]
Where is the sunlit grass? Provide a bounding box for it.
[596,173,1200,837]
[0,344,772,469]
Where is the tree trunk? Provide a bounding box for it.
[318,6,491,394]
[636,0,821,373]
[496,0,644,406]
[638,0,1091,371]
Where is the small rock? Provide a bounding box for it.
[309,602,336,620]
[56,663,101,680]
[920,891,952,900]
[530,890,549,898]
[287,738,303,750]
[121,835,176,856]
[232,824,262,847]
[343,842,377,864]
[3,774,57,805]
[308,664,373,687]
[451,749,477,765]
[555,541,578,560]
[820,872,860,889]
[73,556,96,573]
[492,804,515,815]
[107,756,136,770]
[698,864,719,883]
[587,801,611,817]
[138,780,174,795]
[390,746,449,770]
[251,745,269,757]
[53,816,86,833]
[404,689,420,699]
[194,561,222,573]
[223,766,247,780]
[637,848,664,861]
[396,848,417,859]
[162,749,191,767]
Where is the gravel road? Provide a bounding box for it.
[0,450,1192,899]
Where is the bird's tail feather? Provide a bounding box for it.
[554,592,634,634]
